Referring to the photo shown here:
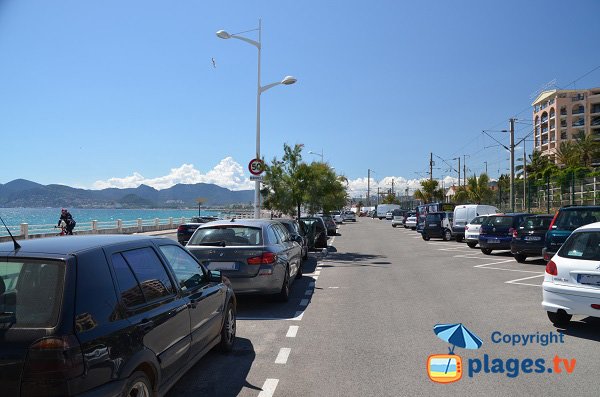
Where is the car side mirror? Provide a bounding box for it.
[292,234,303,244]
[208,270,222,283]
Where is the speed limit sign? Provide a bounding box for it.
[248,158,264,176]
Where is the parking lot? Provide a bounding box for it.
[164,218,599,397]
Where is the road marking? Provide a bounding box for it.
[328,286,339,289]
[258,379,279,397]
[286,325,299,337]
[313,276,319,280]
[275,348,291,364]
[505,274,544,287]
[474,261,543,274]
[299,298,309,306]
[316,266,322,270]
[314,270,321,275]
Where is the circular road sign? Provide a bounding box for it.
[248,158,265,176]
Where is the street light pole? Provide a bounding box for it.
[509,118,515,213]
[217,20,296,218]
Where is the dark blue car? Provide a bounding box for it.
[542,206,600,261]
[479,213,531,255]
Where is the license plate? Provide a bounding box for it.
[524,236,541,241]
[488,238,500,244]
[578,274,600,286]
[429,224,437,227]
[207,261,237,271]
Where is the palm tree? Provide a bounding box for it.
[413,179,444,203]
[453,174,493,204]
[554,141,579,168]
[574,131,599,167]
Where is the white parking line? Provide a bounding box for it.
[258,379,279,397]
[290,311,304,321]
[275,348,291,364]
[474,260,543,274]
[505,274,544,287]
[286,325,299,337]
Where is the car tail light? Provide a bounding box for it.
[247,252,277,265]
[510,228,517,238]
[177,225,186,232]
[548,211,559,230]
[23,335,84,379]
[545,260,558,276]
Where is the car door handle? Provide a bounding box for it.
[136,319,154,333]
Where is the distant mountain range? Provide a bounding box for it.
[0,179,254,208]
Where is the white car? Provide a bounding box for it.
[464,215,489,248]
[385,211,394,220]
[342,211,356,222]
[542,223,600,327]
[404,216,417,230]
[331,211,343,224]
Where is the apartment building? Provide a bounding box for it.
[532,88,600,163]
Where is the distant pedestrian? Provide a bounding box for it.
[58,208,76,235]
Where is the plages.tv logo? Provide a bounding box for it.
[427,323,483,384]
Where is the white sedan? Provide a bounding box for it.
[542,222,600,326]
[404,216,417,230]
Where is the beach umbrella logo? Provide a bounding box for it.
[427,323,483,384]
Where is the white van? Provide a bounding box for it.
[376,204,401,220]
[451,204,499,242]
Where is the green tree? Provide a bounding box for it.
[454,174,494,204]
[413,180,444,203]
[381,193,400,204]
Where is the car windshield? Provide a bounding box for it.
[483,216,513,227]
[520,216,552,230]
[554,209,600,231]
[558,231,600,260]
[426,214,441,222]
[189,226,262,246]
[0,259,65,328]
[469,216,485,225]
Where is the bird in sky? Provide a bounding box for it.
[211,58,216,68]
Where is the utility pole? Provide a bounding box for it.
[523,140,527,212]
[377,187,380,205]
[484,161,488,175]
[509,118,515,213]
[367,169,371,206]
[429,152,433,181]
[391,179,395,196]
[463,155,467,187]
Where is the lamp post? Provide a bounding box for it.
[308,149,324,162]
[217,19,297,218]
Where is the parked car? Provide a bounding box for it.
[186,219,303,301]
[300,217,329,249]
[543,222,600,326]
[0,235,235,397]
[177,216,219,244]
[320,215,337,236]
[331,210,343,224]
[385,211,394,220]
[278,218,309,260]
[451,204,499,242]
[404,215,417,230]
[542,206,600,261]
[421,211,454,241]
[510,214,554,262]
[464,215,490,248]
[341,211,357,222]
[478,213,531,255]
[391,209,406,228]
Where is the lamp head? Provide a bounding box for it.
[216,30,231,39]
[281,76,297,85]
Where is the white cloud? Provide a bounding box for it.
[346,175,459,197]
[92,157,254,191]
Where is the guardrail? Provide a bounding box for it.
[0,209,270,242]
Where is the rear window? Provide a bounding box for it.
[554,209,600,231]
[520,216,553,230]
[558,231,600,260]
[469,216,486,225]
[0,260,65,328]
[426,214,441,222]
[483,216,513,227]
[189,226,262,246]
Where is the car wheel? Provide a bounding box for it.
[422,233,430,241]
[467,242,477,248]
[481,248,492,255]
[404,225,408,229]
[443,229,452,241]
[392,224,397,228]
[219,302,236,352]
[455,235,463,243]
[123,371,152,397]
[547,310,572,327]
[277,266,290,302]
[514,253,527,263]
[295,260,303,279]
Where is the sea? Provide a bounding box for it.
[0,208,221,229]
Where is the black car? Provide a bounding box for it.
[510,214,554,262]
[320,215,337,236]
[0,235,235,397]
[421,211,454,241]
[299,217,328,249]
[177,216,218,244]
[542,206,600,261]
[478,213,531,255]
[278,218,309,260]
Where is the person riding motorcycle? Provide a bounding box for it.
[58,208,76,235]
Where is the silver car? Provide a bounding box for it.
[186,219,303,301]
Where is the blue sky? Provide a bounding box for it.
[1,0,599,196]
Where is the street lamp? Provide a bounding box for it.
[308,149,324,162]
[217,19,297,218]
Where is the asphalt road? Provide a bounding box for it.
[161,218,600,397]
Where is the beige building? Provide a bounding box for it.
[532,88,600,163]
